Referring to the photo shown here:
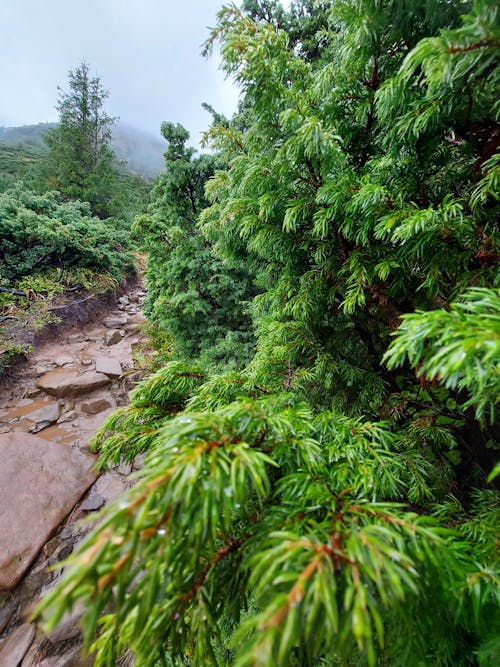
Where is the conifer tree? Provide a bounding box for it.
[37,2,499,665]
[43,62,119,218]
[135,121,256,366]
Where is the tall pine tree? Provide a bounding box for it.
[43,62,119,218]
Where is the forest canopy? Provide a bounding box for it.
[37,2,499,666]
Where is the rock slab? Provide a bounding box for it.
[95,357,122,378]
[0,433,98,590]
[102,314,127,328]
[0,623,35,665]
[36,369,111,397]
[104,329,124,346]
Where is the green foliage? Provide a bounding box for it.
[384,287,500,421]
[37,2,500,665]
[0,142,44,192]
[0,342,32,377]
[0,185,134,283]
[42,62,121,218]
[135,121,256,367]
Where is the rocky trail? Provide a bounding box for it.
[0,283,149,666]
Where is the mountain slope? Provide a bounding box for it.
[0,122,167,178]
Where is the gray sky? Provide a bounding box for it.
[0,0,254,146]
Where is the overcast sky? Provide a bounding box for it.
[0,1,290,146]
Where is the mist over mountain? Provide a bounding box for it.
[0,122,167,178]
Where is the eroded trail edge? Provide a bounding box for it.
[0,282,149,666]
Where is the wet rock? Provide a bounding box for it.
[57,410,77,424]
[43,537,61,559]
[25,387,41,399]
[0,433,97,589]
[102,314,128,328]
[118,296,129,306]
[55,356,74,367]
[80,492,105,512]
[48,609,82,645]
[67,334,85,344]
[59,526,75,540]
[95,357,122,378]
[104,329,124,346]
[48,541,73,567]
[36,365,54,377]
[90,473,127,505]
[80,398,112,415]
[116,462,132,476]
[36,369,111,398]
[19,631,46,666]
[0,623,36,665]
[23,565,48,594]
[27,402,61,432]
[0,601,15,634]
[38,645,94,667]
[133,454,146,470]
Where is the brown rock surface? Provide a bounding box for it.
[95,357,122,378]
[36,369,111,398]
[80,398,112,415]
[104,329,124,346]
[0,623,36,665]
[0,433,98,590]
[102,314,127,328]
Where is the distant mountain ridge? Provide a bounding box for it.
[0,122,167,178]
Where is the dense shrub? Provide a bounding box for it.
[135,122,256,367]
[38,2,499,666]
[0,185,135,284]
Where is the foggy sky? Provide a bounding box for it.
[0,0,252,146]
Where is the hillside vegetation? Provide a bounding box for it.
[0,121,166,178]
[36,2,499,667]
[0,66,142,372]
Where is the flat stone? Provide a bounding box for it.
[118,296,129,305]
[36,369,111,398]
[104,329,124,346]
[80,492,105,511]
[0,601,15,634]
[48,609,82,644]
[55,356,74,367]
[67,333,85,344]
[0,433,98,590]
[57,409,77,423]
[116,462,132,476]
[80,398,112,415]
[90,472,127,505]
[95,357,122,378]
[0,623,36,665]
[26,402,61,427]
[39,647,93,667]
[102,314,128,328]
[36,365,53,377]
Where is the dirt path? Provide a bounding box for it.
[0,282,149,666]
